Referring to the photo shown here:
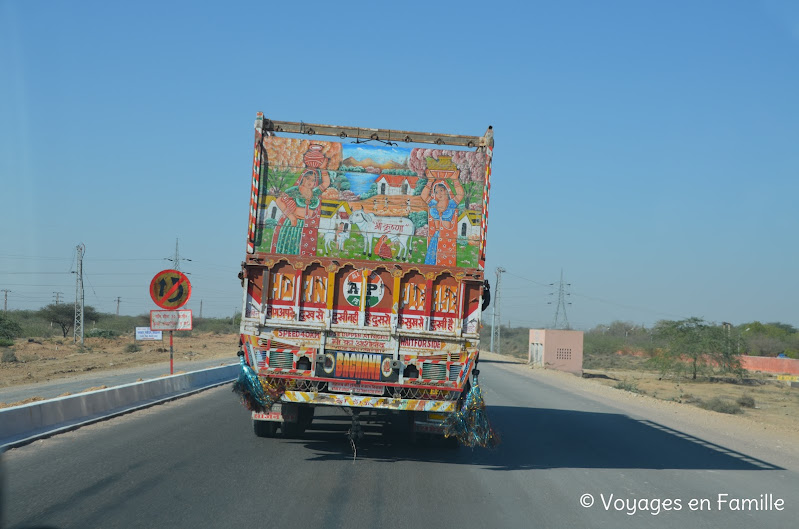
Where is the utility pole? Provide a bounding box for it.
[199,300,203,319]
[165,238,191,272]
[73,243,85,345]
[115,297,122,316]
[549,269,571,329]
[490,267,505,354]
[53,291,64,305]
[1,289,10,312]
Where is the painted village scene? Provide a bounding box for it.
[254,137,488,269]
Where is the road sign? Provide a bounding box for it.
[150,269,191,309]
[135,327,163,341]
[150,310,193,331]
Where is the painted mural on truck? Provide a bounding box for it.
[255,136,487,268]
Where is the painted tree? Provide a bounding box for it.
[330,171,350,191]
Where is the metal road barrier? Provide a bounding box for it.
[0,364,237,449]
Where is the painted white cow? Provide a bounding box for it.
[350,210,414,260]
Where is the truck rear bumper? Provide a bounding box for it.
[277,390,457,412]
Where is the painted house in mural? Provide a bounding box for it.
[238,113,496,446]
[257,195,281,227]
[457,210,481,241]
[319,200,352,231]
[374,174,419,196]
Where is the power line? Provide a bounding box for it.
[504,270,552,288]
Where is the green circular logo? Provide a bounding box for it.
[343,271,384,307]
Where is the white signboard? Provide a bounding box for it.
[150,310,193,331]
[135,327,163,341]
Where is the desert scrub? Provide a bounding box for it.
[736,394,756,408]
[2,349,19,363]
[698,397,741,414]
[125,343,141,353]
[614,379,641,393]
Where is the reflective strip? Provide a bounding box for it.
[280,391,456,412]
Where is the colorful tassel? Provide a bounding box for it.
[444,373,499,448]
[232,355,274,413]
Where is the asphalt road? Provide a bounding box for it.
[3,358,797,529]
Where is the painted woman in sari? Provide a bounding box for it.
[421,179,464,266]
[271,146,331,256]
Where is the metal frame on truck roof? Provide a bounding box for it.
[260,116,493,150]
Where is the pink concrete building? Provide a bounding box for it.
[528,329,584,375]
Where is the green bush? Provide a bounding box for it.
[125,343,141,353]
[0,314,23,340]
[0,337,14,347]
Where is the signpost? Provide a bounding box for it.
[150,269,192,309]
[149,270,192,374]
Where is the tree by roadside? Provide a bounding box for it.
[0,313,23,346]
[649,317,743,380]
[737,321,799,358]
[38,304,100,338]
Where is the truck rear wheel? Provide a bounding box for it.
[253,420,278,438]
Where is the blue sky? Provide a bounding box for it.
[1,0,797,329]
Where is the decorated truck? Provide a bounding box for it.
[234,113,496,447]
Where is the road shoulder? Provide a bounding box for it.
[481,352,799,471]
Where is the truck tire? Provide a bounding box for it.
[253,420,278,438]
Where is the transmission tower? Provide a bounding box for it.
[549,269,571,329]
[166,238,191,271]
[73,244,85,344]
[490,267,506,354]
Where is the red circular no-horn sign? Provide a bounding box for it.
[149,269,192,309]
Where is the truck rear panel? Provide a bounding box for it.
[239,114,493,427]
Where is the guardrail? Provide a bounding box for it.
[1,364,238,449]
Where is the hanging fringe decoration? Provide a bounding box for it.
[232,355,274,413]
[444,371,500,448]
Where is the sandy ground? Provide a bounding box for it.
[480,351,799,469]
[582,366,799,432]
[0,333,237,395]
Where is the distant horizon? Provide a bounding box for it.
[2,301,791,332]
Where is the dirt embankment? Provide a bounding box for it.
[0,333,237,390]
